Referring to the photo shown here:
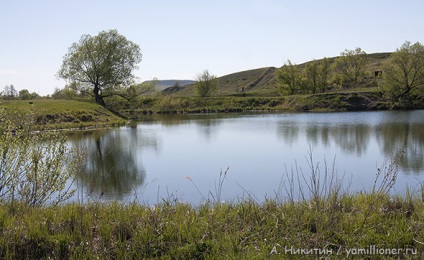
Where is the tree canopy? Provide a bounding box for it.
[303,58,331,94]
[332,48,368,88]
[195,70,218,97]
[380,41,424,107]
[275,60,301,95]
[57,29,142,106]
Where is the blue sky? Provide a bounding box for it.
[1,0,423,96]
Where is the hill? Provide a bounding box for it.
[164,67,278,97]
[143,79,195,91]
[163,52,393,97]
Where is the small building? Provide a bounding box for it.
[374,71,383,77]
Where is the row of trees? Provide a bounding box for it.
[56,29,423,108]
[276,41,424,107]
[275,48,368,95]
[1,85,40,100]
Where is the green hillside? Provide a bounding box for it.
[164,67,278,97]
[164,52,392,97]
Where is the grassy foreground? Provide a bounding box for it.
[1,192,423,259]
[0,99,126,130]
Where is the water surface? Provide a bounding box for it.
[69,110,424,204]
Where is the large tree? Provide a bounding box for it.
[332,48,368,88]
[302,58,331,94]
[304,60,319,94]
[317,58,331,93]
[380,41,424,107]
[57,29,142,106]
[275,60,301,95]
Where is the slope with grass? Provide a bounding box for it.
[0,99,126,130]
[164,67,278,97]
[163,52,392,98]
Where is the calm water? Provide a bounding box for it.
[68,110,424,204]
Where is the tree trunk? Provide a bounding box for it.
[93,85,106,106]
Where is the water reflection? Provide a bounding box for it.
[275,112,424,173]
[376,122,424,175]
[329,125,372,156]
[69,128,158,201]
[277,122,372,155]
[67,111,424,203]
[277,122,299,145]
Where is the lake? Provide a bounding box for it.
[68,110,424,204]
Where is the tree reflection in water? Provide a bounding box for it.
[277,112,424,174]
[376,122,424,175]
[70,127,158,201]
[66,111,424,204]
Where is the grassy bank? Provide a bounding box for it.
[0,99,126,130]
[0,91,409,127]
[0,191,423,259]
[116,91,390,118]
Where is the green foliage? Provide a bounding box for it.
[303,59,331,94]
[113,80,157,101]
[275,60,302,95]
[379,41,424,107]
[57,29,142,106]
[18,89,39,100]
[153,95,190,112]
[51,83,83,100]
[303,60,320,94]
[195,70,219,97]
[332,48,368,88]
[0,109,83,206]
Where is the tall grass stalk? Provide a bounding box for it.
[358,153,403,232]
[372,152,402,195]
[210,166,230,205]
[185,166,231,205]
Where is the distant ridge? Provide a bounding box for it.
[143,80,195,91]
[164,67,278,96]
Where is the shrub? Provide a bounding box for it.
[0,109,83,206]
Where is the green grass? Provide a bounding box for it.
[0,192,422,259]
[0,99,126,130]
[115,91,387,119]
[170,67,277,97]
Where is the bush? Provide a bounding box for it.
[0,109,83,206]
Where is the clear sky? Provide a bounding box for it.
[1,0,423,96]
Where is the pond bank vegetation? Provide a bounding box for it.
[0,149,423,259]
[0,99,126,131]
